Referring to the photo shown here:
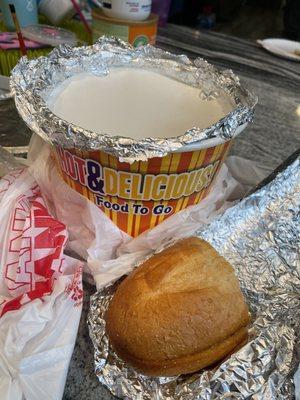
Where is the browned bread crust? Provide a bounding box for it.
[106,237,250,376]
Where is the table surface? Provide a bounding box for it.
[0,24,299,400]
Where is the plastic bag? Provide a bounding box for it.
[28,135,271,289]
[0,167,83,400]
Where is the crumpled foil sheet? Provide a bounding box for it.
[88,157,299,399]
[10,36,257,162]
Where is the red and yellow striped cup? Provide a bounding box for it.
[53,133,235,237]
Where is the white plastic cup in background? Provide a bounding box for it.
[38,0,76,25]
[101,0,152,21]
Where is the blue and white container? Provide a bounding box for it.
[0,0,38,30]
[102,0,152,21]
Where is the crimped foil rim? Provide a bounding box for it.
[10,36,257,162]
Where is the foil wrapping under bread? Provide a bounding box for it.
[88,157,299,399]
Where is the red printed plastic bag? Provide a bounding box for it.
[0,168,83,400]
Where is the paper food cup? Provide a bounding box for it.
[53,136,238,236]
[11,37,256,237]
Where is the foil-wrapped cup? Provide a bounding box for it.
[10,36,256,160]
[10,37,258,237]
[88,157,299,399]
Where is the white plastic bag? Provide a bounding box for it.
[28,136,129,265]
[28,135,271,289]
[0,167,83,400]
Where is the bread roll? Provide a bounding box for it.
[106,237,250,376]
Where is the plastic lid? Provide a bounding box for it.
[22,24,77,47]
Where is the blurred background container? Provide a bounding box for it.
[0,0,38,30]
[151,0,172,26]
[38,0,76,25]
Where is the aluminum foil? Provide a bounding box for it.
[10,36,257,162]
[88,157,299,399]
